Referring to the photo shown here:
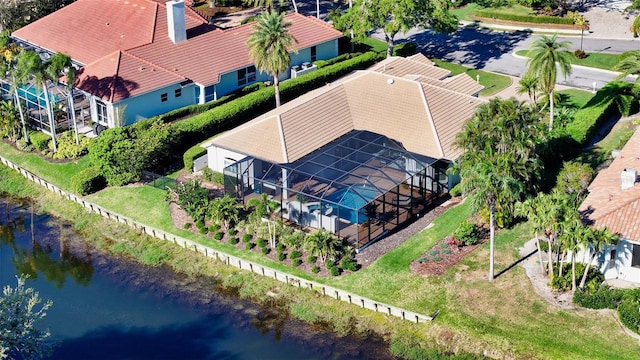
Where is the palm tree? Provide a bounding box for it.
[12,50,75,152]
[515,194,547,274]
[247,10,297,108]
[247,193,281,247]
[458,156,523,281]
[558,209,586,290]
[0,33,28,142]
[303,229,341,263]
[614,50,640,82]
[210,194,240,230]
[578,227,618,289]
[526,34,573,131]
[632,15,640,38]
[516,72,539,104]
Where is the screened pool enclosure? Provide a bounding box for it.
[224,130,449,249]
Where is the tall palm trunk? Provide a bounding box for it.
[547,236,554,277]
[579,251,597,289]
[14,88,27,141]
[41,81,57,152]
[274,73,281,107]
[548,90,554,131]
[67,91,79,145]
[535,233,546,274]
[489,202,495,281]
[571,255,576,291]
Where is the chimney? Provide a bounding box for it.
[167,0,187,44]
[621,168,637,190]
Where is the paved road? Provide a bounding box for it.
[374,25,639,90]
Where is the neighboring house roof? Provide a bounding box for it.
[11,0,342,102]
[579,129,640,241]
[370,55,450,80]
[207,65,485,164]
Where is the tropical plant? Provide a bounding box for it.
[0,276,53,360]
[247,193,282,247]
[303,229,341,263]
[614,50,640,83]
[632,15,640,38]
[209,194,240,230]
[554,161,594,206]
[12,50,76,152]
[516,72,539,105]
[515,194,547,274]
[247,10,298,107]
[526,34,573,131]
[579,227,618,290]
[0,100,20,140]
[0,32,28,142]
[332,0,457,58]
[169,179,210,222]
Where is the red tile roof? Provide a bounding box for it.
[579,129,640,241]
[12,0,342,100]
[76,50,187,102]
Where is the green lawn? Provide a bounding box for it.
[557,89,595,108]
[450,3,484,21]
[0,142,90,192]
[517,50,621,71]
[432,59,512,96]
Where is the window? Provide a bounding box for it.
[632,244,640,268]
[237,65,256,86]
[175,88,182,98]
[609,250,617,269]
[310,46,317,62]
[96,100,108,125]
[161,93,168,102]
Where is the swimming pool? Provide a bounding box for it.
[324,185,380,224]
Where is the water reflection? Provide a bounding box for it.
[0,200,93,288]
[0,196,395,359]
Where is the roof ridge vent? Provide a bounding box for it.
[621,168,637,190]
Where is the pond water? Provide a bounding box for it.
[0,196,393,360]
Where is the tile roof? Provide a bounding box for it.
[75,51,187,103]
[12,0,342,100]
[579,129,640,241]
[207,62,485,164]
[369,56,450,80]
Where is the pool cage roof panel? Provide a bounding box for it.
[245,130,439,210]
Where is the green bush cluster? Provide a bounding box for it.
[214,231,224,240]
[392,42,417,57]
[330,265,340,276]
[314,52,362,68]
[51,131,90,159]
[311,266,320,273]
[202,168,224,184]
[70,167,107,195]
[474,9,575,25]
[618,289,640,334]
[29,131,50,152]
[340,257,358,272]
[566,82,640,145]
[171,180,210,222]
[277,251,286,262]
[453,220,482,246]
[550,263,604,291]
[242,233,252,243]
[257,238,267,248]
[573,284,624,309]
[229,237,239,245]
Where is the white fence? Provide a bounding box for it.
[0,155,437,323]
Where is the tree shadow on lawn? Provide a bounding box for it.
[407,23,532,69]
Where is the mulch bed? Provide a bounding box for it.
[410,236,485,277]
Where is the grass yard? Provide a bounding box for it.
[557,88,595,108]
[0,141,90,192]
[432,59,512,96]
[517,50,621,71]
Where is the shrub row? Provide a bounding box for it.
[566,82,639,145]
[474,10,575,25]
[573,284,625,309]
[70,167,107,195]
[618,289,640,335]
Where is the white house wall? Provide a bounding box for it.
[207,145,247,173]
[593,239,640,284]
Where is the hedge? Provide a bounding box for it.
[29,131,50,152]
[573,285,624,310]
[70,167,107,195]
[618,289,640,335]
[474,10,575,25]
[183,145,208,171]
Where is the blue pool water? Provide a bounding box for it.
[325,186,379,224]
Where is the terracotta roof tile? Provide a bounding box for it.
[12,0,161,65]
[580,129,640,240]
[75,50,187,102]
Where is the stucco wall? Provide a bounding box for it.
[118,83,196,125]
[206,145,247,173]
